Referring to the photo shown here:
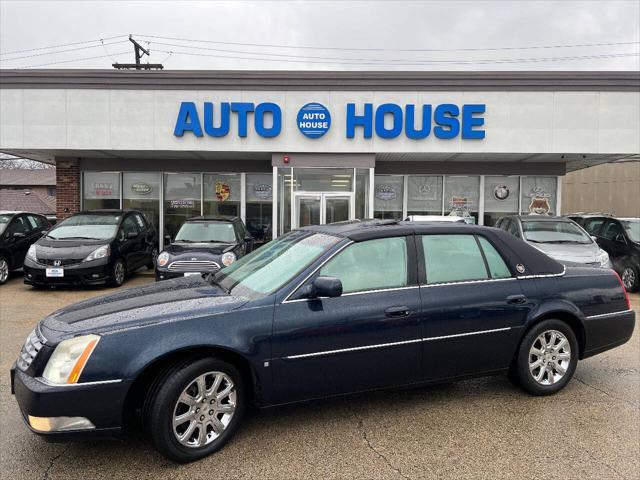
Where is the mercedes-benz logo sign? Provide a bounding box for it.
[53,260,62,267]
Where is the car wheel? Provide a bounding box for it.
[514,319,578,396]
[0,256,9,285]
[146,357,244,463]
[147,247,158,269]
[110,258,126,287]
[620,265,639,293]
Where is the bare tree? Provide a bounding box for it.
[0,154,55,169]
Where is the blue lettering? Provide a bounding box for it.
[461,104,485,139]
[255,102,282,138]
[230,102,255,138]
[174,102,203,137]
[346,103,373,138]
[433,104,460,139]
[375,104,403,139]
[203,102,230,137]
[405,104,431,140]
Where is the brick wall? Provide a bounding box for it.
[55,158,80,219]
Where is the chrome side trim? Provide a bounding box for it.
[36,377,123,387]
[283,327,512,360]
[282,240,354,304]
[517,266,566,280]
[420,277,516,288]
[585,309,634,319]
[342,286,419,297]
[423,327,511,342]
[284,338,423,360]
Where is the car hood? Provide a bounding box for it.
[165,242,235,256]
[35,237,111,261]
[40,276,249,336]
[529,241,602,264]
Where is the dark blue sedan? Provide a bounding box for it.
[11,220,635,462]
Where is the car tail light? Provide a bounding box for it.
[613,271,631,310]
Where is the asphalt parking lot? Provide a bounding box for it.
[0,271,638,480]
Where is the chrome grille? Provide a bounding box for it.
[17,327,46,371]
[168,260,221,272]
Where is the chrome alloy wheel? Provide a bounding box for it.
[529,330,571,386]
[621,267,636,291]
[0,258,8,283]
[114,261,125,285]
[172,371,237,448]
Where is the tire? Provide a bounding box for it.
[145,357,245,463]
[620,264,639,293]
[147,247,158,269]
[0,256,9,285]
[513,319,579,396]
[110,258,126,287]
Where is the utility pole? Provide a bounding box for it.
[112,35,164,70]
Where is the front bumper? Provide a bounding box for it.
[23,260,112,287]
[10,365,131,437]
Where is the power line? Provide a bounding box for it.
[154,49,640,66]
[0,35,127,56]
[0,40,129,62]
[18,51,130,69]
[136,33,640,53]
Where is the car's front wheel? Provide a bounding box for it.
[0,256,9,285]
[146,357,244,463]
[621,264,639,293]
[110,258,126,287]
[514,319,578,396]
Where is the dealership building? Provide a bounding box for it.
[1,70,638,248]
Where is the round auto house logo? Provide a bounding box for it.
[297,102,331,138]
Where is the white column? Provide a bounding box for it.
[240,173,246,223]
[368,168,375,218]
[556,175,563,215]
[272,167,278,239]
[402,175,408,220]
[159,172,165,250]
[478,176,485,225]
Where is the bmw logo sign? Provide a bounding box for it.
[493,184,510,201]
[297,102,331,139]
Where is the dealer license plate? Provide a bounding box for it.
[184,272,201,277]
[46,267,64,278]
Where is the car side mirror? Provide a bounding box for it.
[591,235,598,242]
[302,276,343,299]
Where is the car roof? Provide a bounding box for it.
[186,215,238,222]
[0,210,45,216]
[506,215,575,223]
[76,209,137,215]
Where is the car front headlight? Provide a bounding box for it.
[157,251,170,267]
[596,250,611,268]
[221,251,236,267]
[84,245,110,262]
[42,334,100,384]
[27,244,37,261]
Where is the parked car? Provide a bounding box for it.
[22,210,158,288]
[156,216,253,281]
[0,211,51,285]
[10,220,635,462]
[569,213,640,292]
[496,215,612,269]
[405,215,466,223]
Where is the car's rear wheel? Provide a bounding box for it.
[0,256,9,285]
[110,258,126,287]
[147,247,158,269]
[146,357,244,463]
[621,265,639,293]
[514,319,578,396]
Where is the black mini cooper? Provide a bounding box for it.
[156,216,253,280]
[23,210,158,288]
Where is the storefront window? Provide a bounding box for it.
[292,168,353,192]
[123,173,160,239]
[520,176,558,216]
[444,176,480,224]
[203,173,241,217]
[407,176,443,217]
[374,175,404,220]
[163,173,201,242]
[246,173,273,245]
[483,176,520,226]
[83,172,120,210]
[355,169,370,220]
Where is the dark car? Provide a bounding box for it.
[0,211,51,285]
[156,216,253,281]
[569,214,640,292]
[11,220,635,463]
[23,210,158,288]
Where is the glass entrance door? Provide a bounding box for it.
[294,193,352,228]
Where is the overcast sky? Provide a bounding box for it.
[0,0,638,71]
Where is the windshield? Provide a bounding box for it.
[621,219,640,242]
[522,220,592,244]
[175,222,236,243]
[214,230,340,297]
[0,214,11,234]
[47,214,120,240]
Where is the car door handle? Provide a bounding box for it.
[506,294,527,305]
[385,306,411,318]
